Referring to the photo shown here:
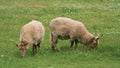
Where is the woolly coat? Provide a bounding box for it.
[20,20,45,47]
[50,17,94,45]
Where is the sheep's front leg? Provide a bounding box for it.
[70,40,74,48]
[37,42,40,52]
[51,35,59,51]
[75,39,78,49]
[33,44,37,56]
[32,45,35,55]
[34,45,37,54]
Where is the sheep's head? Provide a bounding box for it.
[88,36,99,49]
[87,34,103,49]
[18,41,28,57]
[11,40,27,57]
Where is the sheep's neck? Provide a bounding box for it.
[80,32,94,45]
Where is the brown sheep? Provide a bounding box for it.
[12,20,45,57]
[50,17,101,51]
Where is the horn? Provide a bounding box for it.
[96,34,103,39]
[98,34,103,37]
[10,39,19,47]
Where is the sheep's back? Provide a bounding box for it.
[50,17,80,40]
[50,17,77,32]
[50,17,91,40]
[20,20,45,44]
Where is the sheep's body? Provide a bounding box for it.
[20,20,44,46]
[50,17,99,51]
[18,20,45,57]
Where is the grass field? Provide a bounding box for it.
[0,0,120,68]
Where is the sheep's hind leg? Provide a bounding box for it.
[50,33,55,51]
[51,42,59,51]
[52,38,59,51]
[54,39,60,51]
[53,38,60,51]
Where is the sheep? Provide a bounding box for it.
[12,20,45,57]
[50,17,101,51]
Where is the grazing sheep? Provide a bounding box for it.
[12,20,45,57]
[50,17,100,51]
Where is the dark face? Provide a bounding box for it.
[88,37,99,49]
[18,42,27,57]
[90,38,99,49]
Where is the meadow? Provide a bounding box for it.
[0,0,120,68]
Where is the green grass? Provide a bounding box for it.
[0,0,120,68]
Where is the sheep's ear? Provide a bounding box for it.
[10,39,19,47]
[95,36,99,40]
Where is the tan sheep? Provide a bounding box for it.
[12,20,45,57]
[50,17,101,51]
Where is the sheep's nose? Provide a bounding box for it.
[21,54,25,57]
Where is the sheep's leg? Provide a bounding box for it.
[34,45,37,55]
[33,44,37,56]
[50,34,59,51]
[50,33,55,50]
[54,39,60,51]
[53,37,59,51]
[52,37,59,51]
[37,42,40,52]
[75,40,78,49]
[70,40,74,48]
[32,45,35,55]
